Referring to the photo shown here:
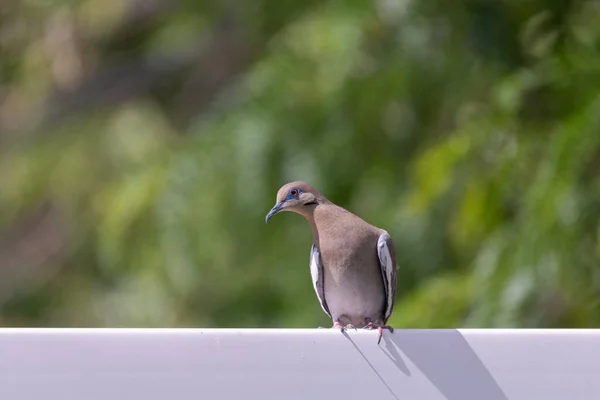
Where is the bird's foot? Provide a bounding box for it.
[333,320,344,332]
[376,325,394,344]
[333,321,357,332]
[363,321,394,344]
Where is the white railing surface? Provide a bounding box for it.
[0,328,598,400]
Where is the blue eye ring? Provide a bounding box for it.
[288,188,301,198]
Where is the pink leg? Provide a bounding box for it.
[333,320,356,332]
[363,320,394,344]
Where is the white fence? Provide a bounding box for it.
[0,328,598,399]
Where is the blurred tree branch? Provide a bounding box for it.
[34,0,322,133]
[41,16,241,132]
[0,203,68,306]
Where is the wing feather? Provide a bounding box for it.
[377,232,398,322]
[309,245,331,318]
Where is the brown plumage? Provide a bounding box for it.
[266,181,398,343]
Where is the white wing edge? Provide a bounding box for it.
[377,232,396,320]
[309,245,331,318]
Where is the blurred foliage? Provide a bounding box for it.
[1,0,599,329]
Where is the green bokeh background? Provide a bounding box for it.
[1,0,599,329]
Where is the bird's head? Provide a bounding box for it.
[265,181,321,222]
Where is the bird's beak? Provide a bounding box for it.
[265,202,284,223]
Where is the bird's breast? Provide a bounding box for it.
[317,239,385,323]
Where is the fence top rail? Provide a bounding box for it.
[0,328,598,400]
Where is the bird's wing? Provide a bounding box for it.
[377,232,398,322]
[309,245,331,318]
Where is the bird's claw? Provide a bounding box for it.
[363,321,394,344]
[333,321,356,332]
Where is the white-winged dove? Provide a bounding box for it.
[266,181,398,343]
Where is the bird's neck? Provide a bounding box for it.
[296,204,323,246]
[301,201,341,247]
[306,214,320,246]
[296,197,335,246]
[306,202,359,247]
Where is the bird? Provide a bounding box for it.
[265,181,398,344]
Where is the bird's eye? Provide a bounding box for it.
[290,189,298,197]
